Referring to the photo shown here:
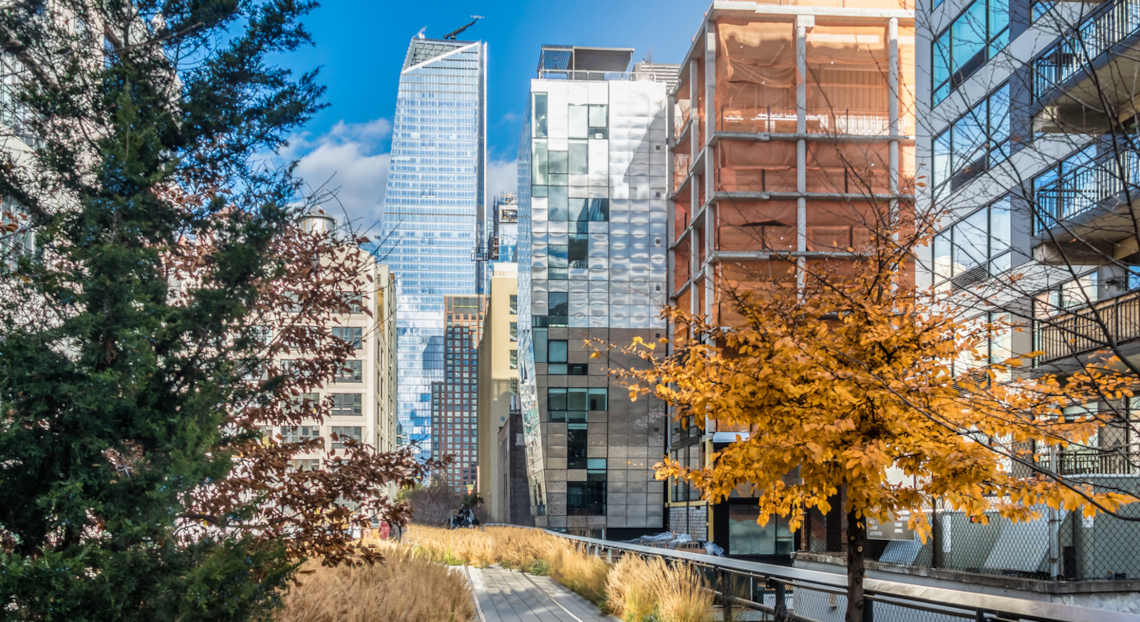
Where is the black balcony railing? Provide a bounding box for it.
[1034,0,1140,101]
[1034,149,1140,234]
[1039,450,1139,475]
[1035,290,1140,363]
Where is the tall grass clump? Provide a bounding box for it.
[407,525,606,604]
[605,554,713,622]
[548,540,609,606]
[605,555,658,621]
[275,545,476,622]
[655,562,714,622]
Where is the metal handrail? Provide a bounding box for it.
[542,529,1139,622]
[1034,148,1140,234]
[1034,0,1140,101]
[1035,288,1140,363]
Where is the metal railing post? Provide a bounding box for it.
[864,597,874,622]
[720,569,732,622]
[774,580,788,621]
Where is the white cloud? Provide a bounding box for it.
[280,120,518,235]
[486,159,517,202]
[281,118,392,236]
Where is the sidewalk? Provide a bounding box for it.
[464,565,617,622]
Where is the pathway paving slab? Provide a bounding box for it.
[465,565,617,622]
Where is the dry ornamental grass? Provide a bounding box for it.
[406,525,712,621]
[605,554,714,622]
[275,544,476,622]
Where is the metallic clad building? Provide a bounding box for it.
[379,36,486,461]
[517,46,677,535]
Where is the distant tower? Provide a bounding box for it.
[299,209,335,235]
[378,35,487,463]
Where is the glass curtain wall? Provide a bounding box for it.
[518,76,670,531]
[378,38,486,461]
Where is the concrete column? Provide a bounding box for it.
[703,19,717,324]
[689,58,699,163]
[796,16,811,299]
[888,17,900,210]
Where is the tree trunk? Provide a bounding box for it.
[846,509,867,622]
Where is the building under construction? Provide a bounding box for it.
[666,0,915,557]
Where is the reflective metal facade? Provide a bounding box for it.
[518,65,673,534]
[380,37,486,461]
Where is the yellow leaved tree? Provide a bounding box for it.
[613,205,1137,622]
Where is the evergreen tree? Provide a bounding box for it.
[0,2,405,619]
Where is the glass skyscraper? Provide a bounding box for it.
[379,36,486,461]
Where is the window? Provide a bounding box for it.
[547,339,568,375]
[509,349,518,369]
[570,198,589,226]
[568,423,588,469]
[340,292,365,314]
[932,0,1009,105]
[289,459,320,472]
[331,393,362,416]
[292,392,319,413]
[569,104,588,138]
[331,426,363,449]
[534,93,548,138]
[549,293,568,326]
[569,140,588,175]
[568,234,588,269]
[728,505,794,555]
[332,326,363,349]
[549,243,567,279]
[588,104,608,138]
[533,140,548,185]
[280,425,320,444]
[588,198,609,222]
[548,340,567,363]
[931,196,1012,290]
[567,363,588,375]
[567,473,606,515]
[932,83,1010,190]
[509,294,518,314]
[509,321,518,340]
[549,387,588,422]
[336,360,363,383]
[1035,271,1098,315]
[588,388,608,410]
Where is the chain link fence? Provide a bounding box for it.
[869,481,1140,581]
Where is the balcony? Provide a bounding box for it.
[1038,449,1139,476]
[1033,0,1140,133]
[1032,148,1140,263]
[1035,289,1140,363]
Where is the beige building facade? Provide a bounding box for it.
[281,213,398,495]
[477,265,520,522]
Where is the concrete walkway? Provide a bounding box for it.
[464,565,617,622]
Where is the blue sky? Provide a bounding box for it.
[278,0,708,232]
